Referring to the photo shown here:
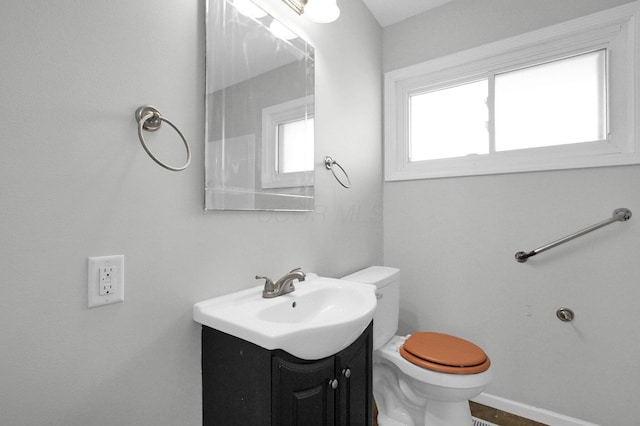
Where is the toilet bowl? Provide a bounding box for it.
[342,266,492,426]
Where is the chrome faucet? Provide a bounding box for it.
[256,267,306,298]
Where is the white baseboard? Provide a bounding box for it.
[472,393,600,426]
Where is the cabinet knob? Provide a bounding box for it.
[329,379,338,389]
[342,368,351,378]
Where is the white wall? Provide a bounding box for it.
[383,1,639,424]
[0,0,382,424]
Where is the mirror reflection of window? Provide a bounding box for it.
[261,96,314,189]
[277,117,314,174]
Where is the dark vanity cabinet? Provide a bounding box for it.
[271,354,336,425]
[202,322,373,426]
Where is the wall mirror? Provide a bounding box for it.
[205,0,315,211]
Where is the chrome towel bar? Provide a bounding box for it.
[515,208,632,263]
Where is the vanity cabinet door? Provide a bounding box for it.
[202,327,271,426]
[336,322,373,426]
[272,355,337,426]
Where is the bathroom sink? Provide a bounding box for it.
[193,274,377,359]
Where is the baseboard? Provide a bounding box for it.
[472,393,600,426]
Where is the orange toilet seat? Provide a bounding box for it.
[399,332,491,374]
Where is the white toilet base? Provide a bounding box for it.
[377,414,411,426]
[421,400,474,426]
[374,335,491,426]
[375,379,475,426]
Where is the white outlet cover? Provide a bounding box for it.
[88,255,124,308]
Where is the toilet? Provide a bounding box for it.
[342,266,492,426]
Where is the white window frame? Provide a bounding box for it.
[261,96,314,189]
[384,3,640,181]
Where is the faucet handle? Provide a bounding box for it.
[255,275,275,292]
[290,267,306,281]
[289,267,303,273]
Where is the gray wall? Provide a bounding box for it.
[383,0,639,424]
[0,0,382,424]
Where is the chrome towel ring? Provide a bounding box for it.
[324,156,351,188]
[135,105,191,172]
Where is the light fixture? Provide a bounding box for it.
[281,0,340,23]
[281,0,306,15]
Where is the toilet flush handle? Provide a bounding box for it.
[375,291,383,300]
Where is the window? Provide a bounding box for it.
[261,96,314,188]
[494,50,607,151]
[277,117,314,173]
[409,80,488,161]
[385,4,640,181]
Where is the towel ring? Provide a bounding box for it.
[135,105,191,172]
[324,156,351,188]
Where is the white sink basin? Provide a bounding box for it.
[193,274,377,360]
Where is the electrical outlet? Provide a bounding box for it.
[99,265,115,295]
[88,255,124,308]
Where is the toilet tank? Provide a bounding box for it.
[342,266,400,350]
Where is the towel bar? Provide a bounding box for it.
[515,208,632,263]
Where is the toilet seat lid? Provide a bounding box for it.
[400,332,490,374]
